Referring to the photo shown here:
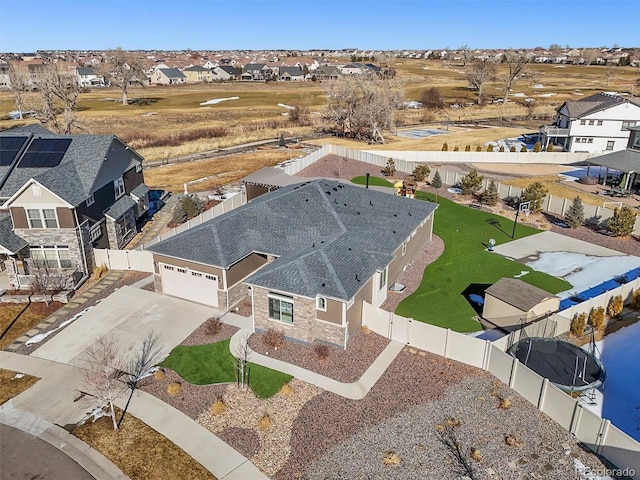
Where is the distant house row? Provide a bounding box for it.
[0,60,386,90]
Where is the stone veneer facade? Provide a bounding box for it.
[106,210,136,250]
[10,226,89,288]
[252,286,347,348]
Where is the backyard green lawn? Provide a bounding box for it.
[396,193,571,332]
[160,339,293,398]
[351,175,394,188]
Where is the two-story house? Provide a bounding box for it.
[182,65,215,83]
[278,66,305,81]
[240,64,274,81]
[152,67,186,85]
[76,67,105,88]
[540,92,640,153]
[212,65,240,81]
[0,125,149,290]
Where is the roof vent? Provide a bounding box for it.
[322,283,326,287]
[355,274,360,282]
[369,200,373,206]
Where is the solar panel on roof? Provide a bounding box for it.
[0,136,30,167]
[17,137,71,168]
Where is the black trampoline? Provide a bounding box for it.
[507,337,606,392]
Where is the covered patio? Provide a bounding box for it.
[585,149,639,193]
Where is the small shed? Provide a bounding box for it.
[482,278,559,328]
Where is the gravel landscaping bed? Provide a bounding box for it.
[380,235,444,313]
[304,372,616,480]
[247,328,390,383]
[296,154,410,180]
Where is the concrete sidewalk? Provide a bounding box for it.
[0,351,268,480]
[229,328,405,400]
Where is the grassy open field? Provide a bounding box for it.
[1,60,637,163]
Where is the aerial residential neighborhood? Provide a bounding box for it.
[1,1,640,479]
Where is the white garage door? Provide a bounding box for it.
[160,264,219,308]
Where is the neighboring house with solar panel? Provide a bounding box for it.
[0,124,150,290]
[539,92,640,153]
[146,179,438,348]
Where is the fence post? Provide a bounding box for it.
[538,378,549,409]
[483,340,491,371]
[569,402,581,435]
[597,419,611,455]
[444,328,450,358]
[509,356,518,388]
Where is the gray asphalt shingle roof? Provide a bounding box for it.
[159,67,186,78]
[588,149,640,173]
[148,179,437,300]
[0,126,137,206]
[0,214,28,254]
[130,182,150,199]
[104,194,136,220]
[562,93,640,118]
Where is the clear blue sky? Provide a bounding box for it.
[1,0,638,52]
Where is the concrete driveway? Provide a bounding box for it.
[30,286,222,366]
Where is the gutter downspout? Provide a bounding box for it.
[74,209,90,277]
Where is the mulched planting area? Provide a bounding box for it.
[247,329,390,383]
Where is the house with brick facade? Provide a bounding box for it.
[0,124,149,290]
[146,179,438,348]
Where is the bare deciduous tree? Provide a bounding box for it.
[323,75,404,144]
[117,332,165,428]
[465,59,496,105]
[233,334,251,391]
[500,50,529,104]
[30,63,80,134]
[458,45,472,67]
[7,65,32,119]
[581,48,600,66]
[29,262,69,305]
[100,48,147,105]
[81,335,128,430]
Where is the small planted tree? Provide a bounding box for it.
[533,141,542,152]
[476,145,482,152]
[509,146,516,152]
[521,181,548,212]
[453,145,459,152]
[465,145,471,152]
[546,143,554,152]
[382,158,396,177]
[520,145,528,152]
[460,168,484,196]
[486,144,494,152]
[570,312,587,336]
[607,206,637,237]
[479,179,499,206]
[607,295,624,318]
[499,145,505,152]
[589,307,605,332]
[412,164,431,182]
[564,196,585,228]
[431,170,442,203]
[442,142,449,151]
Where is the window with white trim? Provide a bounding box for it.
[588,120,595,125]
[30,246,73,269]
[114,176,125,198]
[379,267,387,290]
[317,297,327,311]
[135,163,143,173]
[580,120,586,125]
[27,209,58,229]
[86,194,95,206]
[606,141,615,151]
[89,223,102,242]
[622,121,637,131]
[268,292,294,324]
[597,120,603,126]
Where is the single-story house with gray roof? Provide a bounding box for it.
[147,179,438,347]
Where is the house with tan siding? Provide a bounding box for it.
[147,179,438,348]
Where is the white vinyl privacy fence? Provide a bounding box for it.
[94,249,154,272]
[362,301,640,478]
[277,144,640,234]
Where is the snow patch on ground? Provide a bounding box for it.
[511,92,526,97]
[278,103,295,110]
[525,252,640,298]
[514,270,529,278]
[532,84,545,89]
[537,93,556,97]
[199,96,239,106]
[12,373,25,379]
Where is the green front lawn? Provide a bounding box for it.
[160,339,292,398]
[396,193,571,332]
[351,175,394,188]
